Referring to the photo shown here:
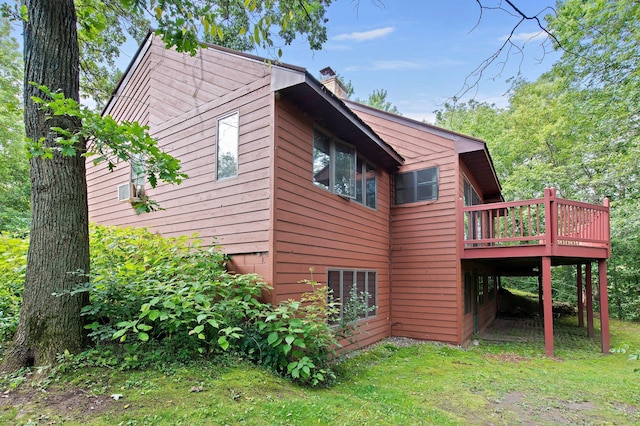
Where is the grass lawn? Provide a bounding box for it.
[2,316,639,425]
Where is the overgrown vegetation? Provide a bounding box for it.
[0,225,373,387]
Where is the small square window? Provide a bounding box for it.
[395,167,438,205]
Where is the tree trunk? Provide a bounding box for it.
[1,0,88,372]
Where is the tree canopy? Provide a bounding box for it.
[436,0,640,320]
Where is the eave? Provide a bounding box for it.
[271,67,404,172]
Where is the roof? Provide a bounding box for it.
[104,31,404,172]
[271,67,404,171]
[344,100,503,202]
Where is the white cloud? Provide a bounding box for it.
[500,31,548,43]
[404,111,436,125]
[334,26,395,42]
[372,60,426,71]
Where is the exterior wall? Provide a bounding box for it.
[87,37,274,283]
[271,98,393,347]
[352,108,461,344]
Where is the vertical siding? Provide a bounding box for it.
[86,37,274,284]
[352,109,462,344]
[271,98,392,346]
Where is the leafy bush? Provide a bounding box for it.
[1,225,374,387]
[0,235,28,341]
[79,225,269,363]
[242,282,340,386]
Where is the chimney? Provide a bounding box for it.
[319,66,348,98]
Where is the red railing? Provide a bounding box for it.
[460,188,610,257]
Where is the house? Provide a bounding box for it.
[87,33,611,355]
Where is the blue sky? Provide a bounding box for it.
[6,0,561,123]
[262,0,561,123]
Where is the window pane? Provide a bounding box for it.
[395,172,415,204]
[416,168,438,201]
[334,142,356,198]
[130,153,145,187]
[217,113,239,180]
[464,272,472,314]
[327,270,341,323]
[313,130,331,190]
[365,163,376,209]
[367,271,377,316]
[355,157,364,204]
[356,271,366,295]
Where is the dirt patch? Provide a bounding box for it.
[1,385,118,423]
[483,353,531,363]
[488,391,604,425]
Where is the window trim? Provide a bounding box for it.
[216,111,240,181]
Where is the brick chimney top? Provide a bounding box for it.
[319,67,347,98]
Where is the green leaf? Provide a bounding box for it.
[267,331,279,345]
[218,335,229,350]
[138,331,149,342]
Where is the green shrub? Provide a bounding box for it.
[242,282,340,386]
[1,225,375,387]
[81,225,270,360]
[0,235,28,341]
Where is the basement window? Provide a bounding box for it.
[394,167,438,205]
[327,269,377,321]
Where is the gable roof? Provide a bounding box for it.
[104,31,404,172]
[344,100,503,202]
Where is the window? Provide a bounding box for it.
[478,274,485,306]
[313,129,376,207]
[464,176,481,206]
[464,176,482,241]
[488,275,496,301]
[217,112,239,180]
[130,153,145,190]
[464,271,473,314]
[394,167,438,205]
[355,158,377,209]
[327,269,377,321]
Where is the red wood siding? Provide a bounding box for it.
[271,98,392,346]
[352,108,462,344]
[86,37,274,284]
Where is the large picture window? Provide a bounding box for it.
[327,269,377,321]
[313,129,376,208]
[217,112,239,180]
[394,167,438,205]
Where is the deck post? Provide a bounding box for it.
[598,259,610,353]
[542,256,554,357]
[586,262,595,338]
[577,263,584,328]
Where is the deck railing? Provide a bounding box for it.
[460,188,610,256]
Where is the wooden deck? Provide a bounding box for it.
[458,188,611,357]
[460,188,610,263]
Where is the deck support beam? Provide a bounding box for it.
[586,263,595,338]
[599,259,610,353]
[542,256,554,357]
[577,263,584,328]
